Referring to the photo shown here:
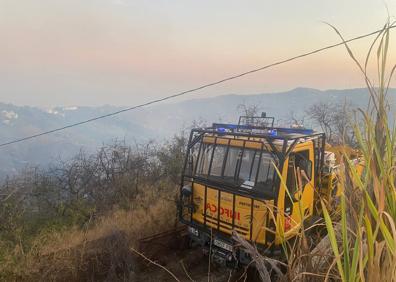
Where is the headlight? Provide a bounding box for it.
[182,184,192,197]
[188,226,199,236]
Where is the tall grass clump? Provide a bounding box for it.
[234,22,396,282]
[321,21,396,281]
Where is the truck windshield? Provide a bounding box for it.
[196,143,278,194]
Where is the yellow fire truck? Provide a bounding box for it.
[178,114,356,266]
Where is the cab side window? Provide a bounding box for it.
[286,154,297,195]
[286,150,312,195]
[295,150,312,180]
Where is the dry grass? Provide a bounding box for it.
[0,184,178,281]
[232,231,285,282]
[320,20,396,282]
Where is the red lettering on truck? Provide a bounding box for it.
[205,203,240,220]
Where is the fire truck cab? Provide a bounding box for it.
[178,115,326,266]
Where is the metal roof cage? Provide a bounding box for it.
[238,112,274,128]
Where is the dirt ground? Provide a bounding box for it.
[135,247,251,282]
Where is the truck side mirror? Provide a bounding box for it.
[181,184,192,197]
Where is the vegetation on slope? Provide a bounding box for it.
[0,136,186,280]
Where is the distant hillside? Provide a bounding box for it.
[1,87,395,179]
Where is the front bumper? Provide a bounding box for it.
[187,226,251,267]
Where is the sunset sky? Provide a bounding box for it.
[0,0,395,107]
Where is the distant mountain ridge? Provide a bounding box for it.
[1,87,395,179]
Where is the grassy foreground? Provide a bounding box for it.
[321,21,396,281]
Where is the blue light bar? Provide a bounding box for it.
[269,129,277,136]
[276,128,314,135]
[212,123,238,129]
[211,123,314,136]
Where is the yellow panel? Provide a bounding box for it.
[192,183,269,245]
[215,138,230,146]
[245,141,262,150]
[192,183,205,223]
[229,139,244,147]
[202,134,303,152]
[202,136,215,143]
[234,196,267,243]
[204,187,218,229]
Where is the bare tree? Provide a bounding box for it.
[237,103,260,117]
[306,101,356,145]
[286,111,306,128]
[306,102,336,141]
[332,100,356,145]
[189,118,208,129]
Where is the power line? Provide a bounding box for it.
[1,25,395,148]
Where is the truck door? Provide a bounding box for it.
[283,146,315,232]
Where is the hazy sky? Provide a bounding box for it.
[1,0,395,107]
